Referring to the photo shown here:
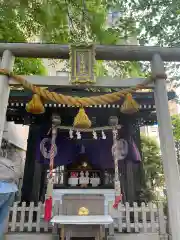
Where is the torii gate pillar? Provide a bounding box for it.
[0,50,14,147]
[151,54,180,240]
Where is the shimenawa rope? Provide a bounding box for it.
[0,68,150,107]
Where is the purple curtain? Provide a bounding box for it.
[128,137,142,163]
[36,128,75,166]
[36,127,141,168]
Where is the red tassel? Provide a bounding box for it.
[113,195,122,209]
[44,196,52,222]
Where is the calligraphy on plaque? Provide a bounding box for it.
[70,45,96,84]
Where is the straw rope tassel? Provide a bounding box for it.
[44,127,57,222]
[26,94,45,114]
[112,129,122,209]
[121,93,140,114]
[73,107,91,129]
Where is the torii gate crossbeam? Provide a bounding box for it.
[0,43,180,61]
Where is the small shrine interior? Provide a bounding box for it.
[65,151,102,188]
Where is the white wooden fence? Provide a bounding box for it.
[7,201,166,235]
[108,202,167,235]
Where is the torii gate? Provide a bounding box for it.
[0,43,180,240]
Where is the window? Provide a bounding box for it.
[107,11,121,26]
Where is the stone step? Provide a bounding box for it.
[5,234,54,240]
[5,234,95,240]
[107,233,165,240]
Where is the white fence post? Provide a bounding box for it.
[27,202,34,232]
[11,202,18,232]
[158,202,168,240]
[117,203,123,232]
[133,202,139,232]
[141,202,147,232]
[125,202,131,232]
[108,202,115,236]
[52,200,60,234]
[36,202,42,232]
[149,202,156,233]
[19,202,26,232]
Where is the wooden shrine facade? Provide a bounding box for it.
[6,89,175,204]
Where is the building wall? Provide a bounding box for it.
[43,59,67,76]
[3,122,29,151]
[107,11,138,45]
[1,122,29,199]
[168,99,179,116]
[0,138,26,200]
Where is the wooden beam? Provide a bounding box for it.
[57,125,121,132]
[0,43,180,61]
[9,76,153,88]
